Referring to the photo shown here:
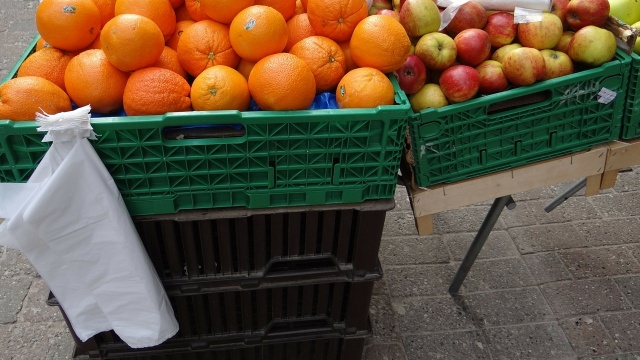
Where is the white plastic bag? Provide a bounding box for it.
[0,106,178,348]
[437,0,552,29]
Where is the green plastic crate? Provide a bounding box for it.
[407,49,631,188]
[622,52,640,139]
[0,37,411,216]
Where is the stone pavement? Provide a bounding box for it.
[2,2,640,359]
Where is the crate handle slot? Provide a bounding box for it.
[161,124,247,145]
[486,90,551,115]
[263,255,339,277]
[264,317,333,337]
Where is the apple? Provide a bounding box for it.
[483,12,517,48]
[550,0,571,29]
[517,13,564,50]
[609,0,640,26]
[566,0,610,30]
[540,49,574,80]
[445,1,488,37]
[438,64,480,103]
[393,0,407,11]
[399,0,441,37]
[395,55,428,94]
[491,43,522,63]
[409,83,449,111]
[454,28,491,67]
[553,31,574,53]
[377,9,401,21]
[567,25,617,66]
[414,32,457,71]
[475,60,508,94]
[370,0,393,16]
[632,21,640,54]
[501,47,545,86]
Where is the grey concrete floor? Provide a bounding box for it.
[2,2,640,359]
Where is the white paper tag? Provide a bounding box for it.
[513,7,543,23]
[597,88,617,104]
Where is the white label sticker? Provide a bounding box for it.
[597,88,617,104]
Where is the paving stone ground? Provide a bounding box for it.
[2,3,640,359]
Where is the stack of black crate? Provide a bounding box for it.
[49,198,393,359]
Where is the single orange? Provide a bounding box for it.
[115,0,176,42]
[184,0,211,21]
[255,0,296,20]
[338,41,357,72]
[123,67,192,116]
[36,0,102,51]
[336,67,395,108]
[101,14,165,72]
[294,0,305,14]
[17,48,74,92]
[289,35,346,92]
[236,58,256,81]
[191,65,251,111]
[168,0,184,8]
[306,0,368,42]
[350,14,411,73]
[152,46,188,80]
[248,53,316,110]
[36,38,53,51]
[166,20,194,51]
[200,0,254,24]
[177,20,240,77]
[285,13,315,51]
[64,49,130,113]
[174,3,193,21]
[0,76,72,121]
[229,5,288,62]
[91,0,116,28]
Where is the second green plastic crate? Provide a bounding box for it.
[622,52,640,139]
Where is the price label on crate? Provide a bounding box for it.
[597,88,617,104]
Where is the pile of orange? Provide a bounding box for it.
[1,0,411,121]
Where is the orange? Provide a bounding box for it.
[64,49,130,113]
[248,53,316,110]
[88,32,102,49]
[123,67,192,116]
[255,0,296,20]
[336,67,394,109]
[300,0,307,8]
[177,20,240,77]
[236,58,256,80]
[184,0,211,21]
[289,36,345,92]
[174,4,193,21]
[191,65,251,111]
[36,38,53,51]
[306,0,368,42]
[91,0,116,28]
[166,20,194,51]
[168,0,184,8]
[200,0,254,24]
[339,41,357,72]
[101,14,165,72]
[35,0,102,51]
[229,5,288,62]
[152,46,188,80]
[285,13,315,52]
[0,76,72,121]
[294,0,305,14]
[115,0,176,42]
[17,48,73,92]
[349,14,411,73]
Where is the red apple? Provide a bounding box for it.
[517,13,564,50]
[501,47,546,86]
[475,60,508,94]
[550,0,571,29]
[414,32,457,71]
[445,1,488,37]
[540,49,574,80]
[491,43,522,63]
[395,54,428,94]
[399,0,441,37]
[566,0,610,30]
[483,12,517,48]
[438,64,480,103]
[370,0,393,16]
[553,31,574,53]
[377,9,401,21]
[454,28,491,67]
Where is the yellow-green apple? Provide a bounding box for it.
[551,0,571,29]
[491,43,522,63]
[445,1,488,37]
[483,12,517,48]
[517,13,564,49]
[399,0,441,37]
[409,83,449,111]
[475,60,508,94]
[370,0,393,16]
[540,49,574,80]
[438,64,480,103]
[454,28,492,67]
[632,21,640,54]
[393,0,407,11]
[567,25,617,66]
[501,47,546,86]
[414,32,457,71]
[609,0,640,25]
[377,9,401,21]
[553,31,574,53]
[396,54,428,94]
[566,0,610,30]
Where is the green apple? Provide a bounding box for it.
[567,25,617,66]
[409,83,448,111]
[632,21,640,54]
[608,0,640,25]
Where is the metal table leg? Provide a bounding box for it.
[543,177,586,213]
[448,195,516,296]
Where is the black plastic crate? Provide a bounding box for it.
[132,199,393,291]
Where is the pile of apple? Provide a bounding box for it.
[373,0,619,112]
